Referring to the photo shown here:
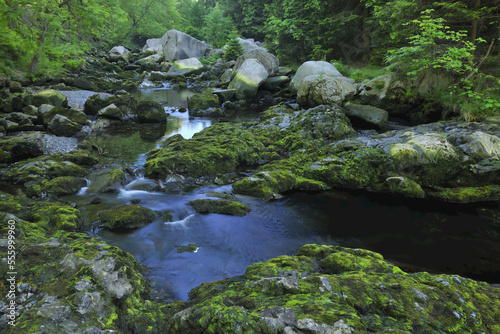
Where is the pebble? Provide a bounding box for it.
[44,134,78,155]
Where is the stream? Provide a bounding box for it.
[69,87,500,301]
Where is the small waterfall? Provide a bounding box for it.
[77,179,91,196]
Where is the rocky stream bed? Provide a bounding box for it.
[0,34,499,333]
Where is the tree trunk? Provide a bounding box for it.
[471,0,481,44]
[361,5,371,61]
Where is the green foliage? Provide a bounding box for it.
[202,3,235,48]
[385,9,478,78]
[223,36,244,61]
[385,8,500,121]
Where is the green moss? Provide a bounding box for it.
[187,89,220,111]
[48,161,88,177]
[64,149,99,166]
[88,168,125,193]
[188,199,251,216]
[29,202,83,232]
[164,244,500,333]
[176,244,199,253]
[245,255,316,277]
[98,204,156,230]
[428,185,500,203]
[42,176,87,196]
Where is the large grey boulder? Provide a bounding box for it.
[142,38,163,53]
[167,57,204,76]
[48,114,82,137]
[290,61,343,92]
[161,29,211,62]
[233,49,279,76]
[228,59,269,99]
[109,46,130,62]
[297,76,356,108]
[291,61,355,107]
[236,38,264,53]
[344,102,389,130]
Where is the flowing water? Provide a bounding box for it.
[69,87,500,301]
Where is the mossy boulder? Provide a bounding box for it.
[187,89,220,112]
[27,89,68,108]
[137,100,166,123]
[0,132,46,163]
[88,168,126,193]
[233,170,329,200]
[29,202,84,231]
[47,161,88,177]
[48,114,82,137]
[83,92,114,116]
[41,176,87,196]
[164,243,500,333]
[98,204,156,229]
[38,105,87,126]
[64,150,98,166]
[382,176,425,198]
[188,199,251,216]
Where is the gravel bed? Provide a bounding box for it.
[44,134,79,155]
[58,90,102,108]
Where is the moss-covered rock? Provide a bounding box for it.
[98,204,156,230]
[41,176,87,196]
[137,100,166,123]
[0,132,46,163]
[188,199,251,216]
[26,89,68,108]
[163,244,500,333]
[64,150,99,166]
[38,105,87,126]
[187,89,220,112]
[29,202,84,232]
[88,168,126,193]
[428,185,500,203]
[382,176,426,198]
[48,114,82,137]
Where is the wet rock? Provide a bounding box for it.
[48,114,83,137]
[88,168,126,193]
[188,198,251,216]
[98,204,156,230]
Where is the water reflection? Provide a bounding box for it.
[132,88,196,107]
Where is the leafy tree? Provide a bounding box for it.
[202,3,234,47]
